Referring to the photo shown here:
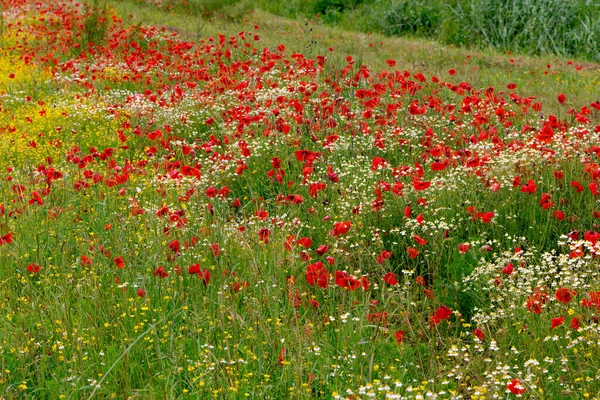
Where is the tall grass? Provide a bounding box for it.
[112,0,600,61]
[255,0,600,62]
[448,0,600,60]
[375,0,600,61]
[378,0,600,61]
[79,0,110,48]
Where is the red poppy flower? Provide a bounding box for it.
[258,228,271,244]
[297,237,312,248]
[481,211,494,224]
[448,68,456,75]
[0,232,14,245]
[28,191,44,206]
[584,230,600,245]
[295,150,319,163]
[413,235,427,245]
[154,266,169,278]
[137,288,146,298]
[472,328,485,341]
[199,269,211,286]
[284,236,297,252]
[555,288,576,304]
[407,247,419,259]
[327,164,339,182]
[271,157,282,169]
[26,263,41,274]
[361,276,370,290]
[431,161,446,171]
[570,316,581,330]
[551,316,564,329]
[383,272,398,286]
[537,124,554,143]
[306,262,329,289]
[502,263,514,275]
[412,179,431,191]
[520,180,537,194]
[188,263,200,274]
[377,250,392,264]
[415,214,424,225]
[371,156,388,171]
[552,210,565,220]
[255,210,268,220]
[582,291,600,309]
[394,329,404,344]
[205,186,218,198]
[569,246,583,258]
[309,182,327,198]
[570,181,584,193]
[315,245,329,256]
[416,276,426,286]
[557,93,566,104]
[429,315,441,327]
[413,73,426,82]
[458,243,470,254]
[526,286,549,313]
[168,239,180,253]
[330,221,351,237]
[507,379,526,395]
[334,270,360,291]
[219,186,229,198]
[114,256,125,269]
[434,305,452,320]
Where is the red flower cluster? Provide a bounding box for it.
[430,305,452,327]
[525,286,549,314]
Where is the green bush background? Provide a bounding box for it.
[174,0,600,61]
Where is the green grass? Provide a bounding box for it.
[136,0,600,63]
[108,0,600,118]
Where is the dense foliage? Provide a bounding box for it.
[170,0,600,62]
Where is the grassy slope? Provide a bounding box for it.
[1,1,600,398]
[108,0,600,119]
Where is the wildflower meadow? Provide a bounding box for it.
[0,0,600,398]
